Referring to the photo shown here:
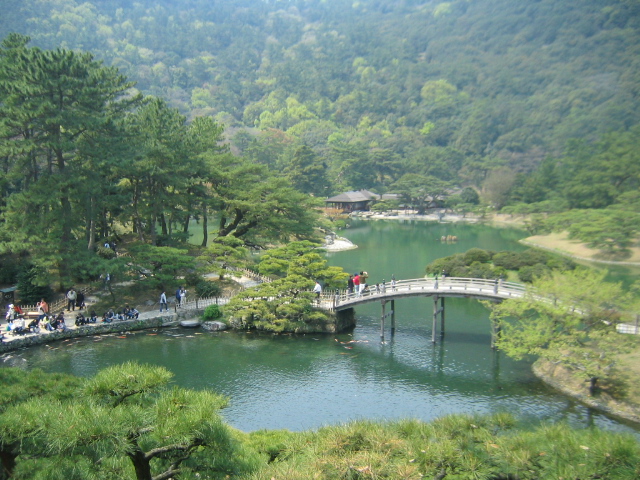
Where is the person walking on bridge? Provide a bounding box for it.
[353,273,360,297]
[347,275,354,295]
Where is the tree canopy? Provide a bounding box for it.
[1,0,638,198]
[488,269,635,391]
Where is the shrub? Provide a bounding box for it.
[467,262,496,279]
[460,186,480,205]
[96,245,116,259]
[155,232,190,247]
[184,272,201,287]
[518,248,550,266]
[203,304,223,321]
[492,251,523,270]
[449,265,471,277]
[546,256,576,271]
[463,248,492,265]
[195,280,222,298]
[518,264,550,283]
[0,254,27,284]
[16,265,53,304]
[333,219,348,229]
[426,254,466,276]
[371,199,400,212]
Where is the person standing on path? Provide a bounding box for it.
[159,291,167,312]
[179,287,187,306]
[175,287,181,308]
[37,298,49,321]
[313,280,322,302]
[66,288,77,311]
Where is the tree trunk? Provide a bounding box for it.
[589,376,599,396]
[149,180,158,246]
[127,450,153,480]
[201,205,208,247]
[87,195,96,251]
[0,448,17,480]
[160,213,168,236]
[132,181,145,242]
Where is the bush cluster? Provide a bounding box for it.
[195,281,222,298]
[203,304,223,321]
[426,247,575,283]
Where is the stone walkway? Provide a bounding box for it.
[0,274,261,346]
[0,309,178,345]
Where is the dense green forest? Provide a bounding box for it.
[1,0,640,287]
[2,0,639,194]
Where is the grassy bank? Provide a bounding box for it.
[488,214,640,265]
[523,232,640,265]
[240,413,640,479]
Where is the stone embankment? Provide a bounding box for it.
[0,308,205,354]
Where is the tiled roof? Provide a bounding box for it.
[325,190,380,203]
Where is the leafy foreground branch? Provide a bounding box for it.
[0,365,639,479]
[0,363,252,480]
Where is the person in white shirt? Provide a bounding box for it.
[159,291,168,312]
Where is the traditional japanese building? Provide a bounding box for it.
[324,190,380,212]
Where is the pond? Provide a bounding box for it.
[3,219,639,436]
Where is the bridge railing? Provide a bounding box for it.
[175,296,231,312]
[319,277,528,311]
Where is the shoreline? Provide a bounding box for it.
[350,210,481,224]
[345,211,640,267]
[322,235,358,252]
[533,360,640,425]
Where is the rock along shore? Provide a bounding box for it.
[0,310,196,354]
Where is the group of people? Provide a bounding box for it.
[100,305,139,323]
[157,287,187,312]
[347,271,369,297]
[176,287,187,307]
[4,300,69,336]
[2,292,142,340]
[65,288,86,311]
[344,272,397,298]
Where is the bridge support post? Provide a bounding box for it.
[391,299,395,337]
[432,295,438,343]
[432,296,445,344]
[380,301,386,342]
[440,297,445,339]
[491,309,501,349]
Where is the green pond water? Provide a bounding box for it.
[3,219,639,436]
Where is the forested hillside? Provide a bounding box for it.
[2,0,639,197]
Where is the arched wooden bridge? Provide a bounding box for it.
[317,277,528,344]
[168,276,529,346]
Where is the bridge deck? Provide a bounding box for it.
[317,277,527,311]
